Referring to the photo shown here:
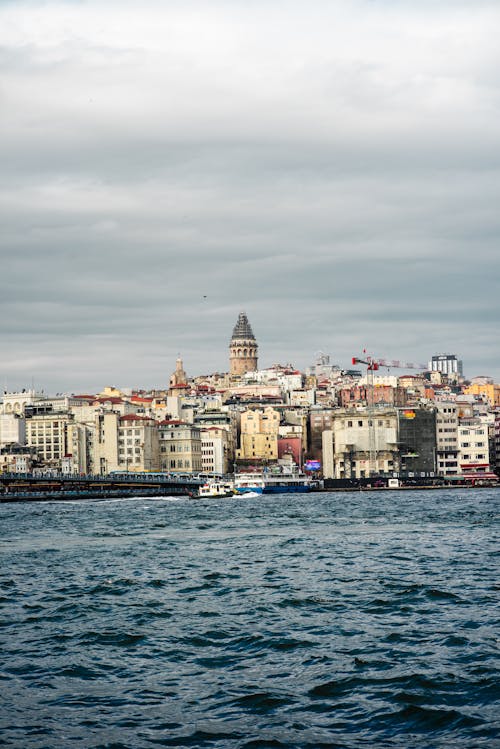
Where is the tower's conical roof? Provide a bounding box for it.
[231,312,255,341]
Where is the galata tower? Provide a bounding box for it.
[229,312,258,376]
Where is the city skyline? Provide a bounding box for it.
[1,0,500,392]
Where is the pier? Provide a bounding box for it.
[0,472,203,502]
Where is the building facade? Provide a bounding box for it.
[435,402,459,476]
[330,408,399,479]
[236,407,279,463]
[158,421,202,473]
[429,354,463,378]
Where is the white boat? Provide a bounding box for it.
[196,479,235,498]
[233,473,266,495]
[234,468,312,495]
[261,471,312,493]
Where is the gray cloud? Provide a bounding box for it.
[1,0,500,391]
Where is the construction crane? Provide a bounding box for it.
[352,355,427,371]
[351,353,428,476]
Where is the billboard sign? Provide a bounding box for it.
[305,460,321,471]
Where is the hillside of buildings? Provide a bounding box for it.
[1,315,499,484]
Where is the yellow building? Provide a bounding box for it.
[236,407,279,462]
[463,382,500,408]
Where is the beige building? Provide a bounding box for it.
[25,411,72,468]
[330,408,399,479]
[158,420,202,473]
[68,421,94,474]
[92,413,160,474]
[117,415,160,473]
[93,412,120,474]
[236,407,279,463]
[322,430,335,479]
[229,312,258,377]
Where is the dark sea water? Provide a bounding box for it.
[1,489,499,749]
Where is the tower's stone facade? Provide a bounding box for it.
[229,312,258,377]
[170,357,187,387]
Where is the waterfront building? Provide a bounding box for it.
[457,418,491,478]
[158,420,202,473]
[277,426,303,468]
[331,408,399,479]
[229,312,258,377]
[435,402,459,477]
[236,407,279,464]
[68,420,94,475]
[93,412,120,474]
[0,443,39,473]
[25,410,72,468]
[201,427,231,474]
[117,415,160,473]
[493,413,500,477]
[308,408,334,463]
[321,430,334,479]
[397,407,437,476]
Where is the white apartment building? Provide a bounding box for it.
[458,419,491,476]
[201,427,230,474]
[435,403,459,476]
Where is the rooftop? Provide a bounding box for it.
[231,312,256,341]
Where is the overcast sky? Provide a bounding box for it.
[1,0,499,393]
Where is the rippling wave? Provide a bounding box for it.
[1,489,499,748]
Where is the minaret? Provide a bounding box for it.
[229,312,258,377]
